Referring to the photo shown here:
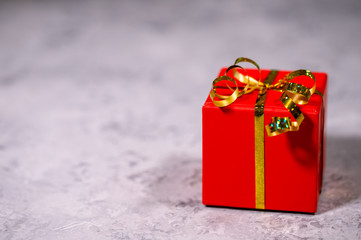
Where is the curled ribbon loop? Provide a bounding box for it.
[210,58,318,137]
[209,76,240,107]
[266,69,316,136]
[210,57,262,107]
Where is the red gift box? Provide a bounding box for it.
[202,67,327,213]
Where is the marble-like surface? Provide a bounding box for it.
[0,0,361,239]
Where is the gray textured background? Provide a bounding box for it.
[0,0,361,239]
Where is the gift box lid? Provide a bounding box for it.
[203,68,327,116]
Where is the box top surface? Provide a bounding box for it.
[203,68,328,115]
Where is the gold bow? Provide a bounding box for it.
[210,57,319,137]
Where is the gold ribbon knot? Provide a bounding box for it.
[210,57,318,137]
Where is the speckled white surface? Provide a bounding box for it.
[0,0,361,239]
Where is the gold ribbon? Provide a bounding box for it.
[254,70,278,209]
[210,57,317,136]
[210,57,318,209]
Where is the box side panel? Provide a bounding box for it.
[264,108,320,213]
[320,73,328,192]
[202,104,256,208]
